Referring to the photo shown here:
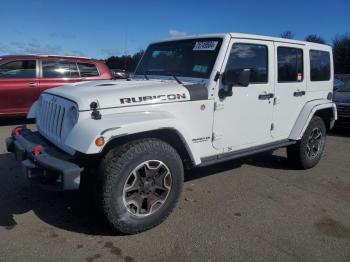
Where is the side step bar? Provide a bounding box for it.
[199,139,296,167]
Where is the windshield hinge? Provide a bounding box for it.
[212,132,223,141]
[214,102,224,111]
[214,71,221,82]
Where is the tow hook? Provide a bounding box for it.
[33,145,43,156]
[90,102,102,120]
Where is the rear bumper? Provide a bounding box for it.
[6,126,81,190]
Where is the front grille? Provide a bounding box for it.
[37,94,74,143]
[40,100,65,140]
[337,104,350,118]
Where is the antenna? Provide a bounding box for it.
[123,27,128,70]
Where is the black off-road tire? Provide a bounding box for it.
[287,116,326,169]
[98,139,184,234]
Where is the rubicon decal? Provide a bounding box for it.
[120,93,187,104]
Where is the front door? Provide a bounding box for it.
[212,39,275,152]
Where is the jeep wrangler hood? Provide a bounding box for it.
[45,80,206,111]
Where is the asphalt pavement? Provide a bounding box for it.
[0,118,349,262]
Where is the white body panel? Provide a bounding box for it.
[27,33,336,166]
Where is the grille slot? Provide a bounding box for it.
[337,105,350,117]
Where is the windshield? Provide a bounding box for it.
[337,84,350,92]
[135,38,223,79]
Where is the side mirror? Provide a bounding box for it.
[219,69,251,99]
[222,69,251,87]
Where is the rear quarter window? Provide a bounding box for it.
[77,63,99,77]
[310,50,331,81]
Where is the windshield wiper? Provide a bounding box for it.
[172,75,182,84]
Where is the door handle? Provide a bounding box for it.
[258,93,274,100]
[27,82,38,88]
[293,90,306,97]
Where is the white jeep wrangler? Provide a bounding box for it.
[7,33,337,234]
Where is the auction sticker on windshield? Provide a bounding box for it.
[193,41,219,51]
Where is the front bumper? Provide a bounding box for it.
[6,126,81,190]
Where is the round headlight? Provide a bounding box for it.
[69,106,79,125]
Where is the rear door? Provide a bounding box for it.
[272,43,306,139]
[37,59,82,98]
[0,59,39,115]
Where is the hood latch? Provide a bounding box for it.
[90,102,102,120]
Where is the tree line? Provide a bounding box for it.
[280,31,350,74]
[105,32,350,74]
[105,50,144,72]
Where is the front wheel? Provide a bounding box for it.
[287,116,326,169]
[99,139,184,234]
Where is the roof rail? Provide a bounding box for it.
[0,54,93,59]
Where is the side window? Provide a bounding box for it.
[0,60,36,78]
[42,60,79,78]
[277,47,304,82]
[225,43,268,83]
[310,50,330,81]
[77,63,99,77]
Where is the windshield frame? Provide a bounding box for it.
[134,37,224,79]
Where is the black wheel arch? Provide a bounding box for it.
[314,107,335,131]
[101,128,195,169]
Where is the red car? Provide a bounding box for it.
[0,55,113,117]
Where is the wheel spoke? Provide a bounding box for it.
[154,168,169,186]
[124,172,141,193]
[125,193,143,215]
[314,133,322,140]
[145,193,163,214]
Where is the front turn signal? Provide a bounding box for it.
[95,137,105,147]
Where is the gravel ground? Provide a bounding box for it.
[0,118,349,262]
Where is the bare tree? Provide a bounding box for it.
[280,31,294,39]
[305,34,326,44]
[333,34,350,74]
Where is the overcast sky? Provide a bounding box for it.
[0,0,349,59]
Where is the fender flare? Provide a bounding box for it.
[64,110,200,163]
[289,99,337,140]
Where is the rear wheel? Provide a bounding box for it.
[98,139,184,234]
[287,116,326,169]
